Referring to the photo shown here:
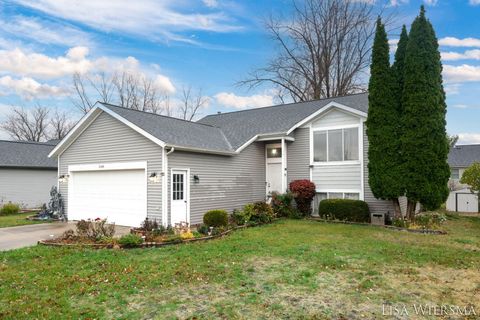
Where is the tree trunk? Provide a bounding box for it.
[392,198,401,219]
[406,199,416,220]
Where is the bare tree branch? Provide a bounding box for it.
[1,105,49,142]
[48,109,74,140]
[179,86,209,121]
[239,0,380,101]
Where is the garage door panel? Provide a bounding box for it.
[69,169,146,227]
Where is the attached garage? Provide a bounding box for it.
[68,162,147,227]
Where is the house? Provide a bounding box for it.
[0,140,58,208]
[49,93,395,227]
[446,144,480,212]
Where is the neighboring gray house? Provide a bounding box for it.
[49,93,394,227]
[446,144,480,212]
[0,140,58,208]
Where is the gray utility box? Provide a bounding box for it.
[371,213,384,226]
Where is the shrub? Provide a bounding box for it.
[140,218,159,231]
[203,209,228,227]
[231,209,249,226]
[251,202,275,223]
[196,224,210,235]
[75,219,116,241]
[414,212,447,229]
[319,199,370,223]
[118,234,143,248]
[0,203,20,215]
[289,180,316,215]
[271,192,295,217]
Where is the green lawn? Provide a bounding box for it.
[0,212,45,228]
[0,216,479,319]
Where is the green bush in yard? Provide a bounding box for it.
[319,199,371,223]
[0,203,20,215]
[203,209,228,227]
[118,234,143,248]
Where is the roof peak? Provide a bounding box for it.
[201,92,368,119]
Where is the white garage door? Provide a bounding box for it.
[69,169,147,227]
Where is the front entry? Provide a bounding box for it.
[171,169,189,225]
[266,143,283,196]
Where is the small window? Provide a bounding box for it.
[267,147,282,158]
[173,174,184,200]
[344,193,360,200]
[451,168,459,180]
[313,132,327,161]
[344,128,359,161]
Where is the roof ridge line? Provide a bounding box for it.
[0,140,55,146]
[200,92,368,119]
[99,102,219,129]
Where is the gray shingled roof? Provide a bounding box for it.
[0,140,57,169]
[101,103,234,152]
[448,144,480,167]
[99,93,367,152]
[198,93,368,149]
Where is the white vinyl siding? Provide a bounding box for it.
[312,164,362,190]
[287,128,310,184]
[0,168,57,208]
[58,111,164,222]
[311,108,360,128]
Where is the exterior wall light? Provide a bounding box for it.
[193,175,200,184]
[58,174,69,183]
[148,172,160,183]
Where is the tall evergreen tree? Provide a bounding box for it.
[366,18,403,217]
[392,25,408,113]
[402,6,450,216]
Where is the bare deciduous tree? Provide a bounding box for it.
[1,105,49,142]
[179,86,209,121]
[49,109,74,140]
[240,0,381,102]
[72,70,170,115]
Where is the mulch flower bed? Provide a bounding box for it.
[308,217,447,235]
[38,224,255,249]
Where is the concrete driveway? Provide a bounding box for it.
[0,222,131,251]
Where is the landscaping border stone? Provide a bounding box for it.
[37,223,254,249]
[307,217,447,235]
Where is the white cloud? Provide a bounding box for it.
[0,15,93,47]
[154,75,176,94]
[443,64,480,83]
[203,0,219,8]
[214,92,274,109]
[389,0,408,6]
[15,0,242,44]
[458,133,480,144]
[0,47,92,79]
[441,49,480,61]
[439,37,480,48]
[0,76,69,100]
[444,83,461,95]
[388,39,399,53]
[470,0,480,5]
[453,104,468,109]
[423,0,438,5]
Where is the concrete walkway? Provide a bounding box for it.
[0,222,131,251]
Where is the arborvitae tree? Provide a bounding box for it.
[366,18,403,217]
[392,25,408,113]
[402,6,450,217]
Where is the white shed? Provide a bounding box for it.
[446,188,479,213]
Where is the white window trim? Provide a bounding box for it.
[170,168,191,225]
[316,190,361,200]
[311,125,360,165]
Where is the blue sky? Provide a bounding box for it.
[0,0,479,143]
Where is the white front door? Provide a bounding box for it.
[171,170,189,225]
[266,144,283,196]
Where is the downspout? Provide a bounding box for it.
[162,147,175,226]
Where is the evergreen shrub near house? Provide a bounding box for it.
[271,192,296,217]
[251,202,275,223]
[0,203,20,215]
[118,233,143,248]
[289,180,316,215]
[319,199,371,223]
[203,209,229,227]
